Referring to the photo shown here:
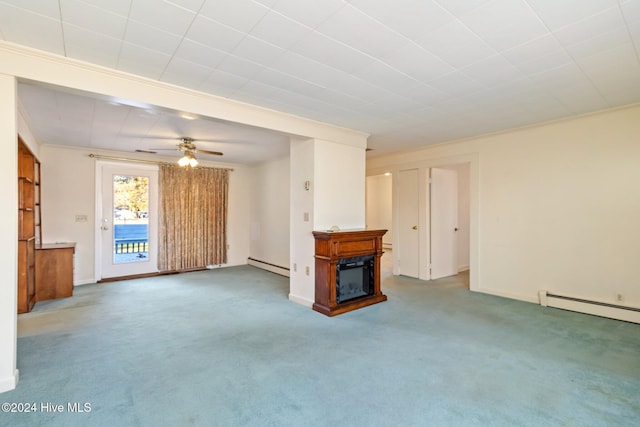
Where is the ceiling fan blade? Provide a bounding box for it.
[194,148,223,156]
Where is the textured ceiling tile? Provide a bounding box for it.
[526,0,619,30]
[575,42,640,82]
[200,70,248,96]
[268,0,345,29]
[0,5,65,54]
[415,19,497,68]
[433,0,492,17]
[349,0,455,40]
[129,0,196,36]
[60,0,127,39]
[379,41,456,83]
[461,55,523,86]
[164,0,206,13]
[0,0,61,19]
[161,57,213,89]
[552,6,627,46]
[249,10,313,50]
[63,24,121,68]
[199,0,269,32]
[315,4,409,58]
[185,15,246,51]
[512,49,573,76]
[563,26,631,59]
[117,43,172,80]
[173,39,227,69]
[78,0,132,17]
[231,36,286,67]
[289,31,375,74]
[620,0,640,22]
[251,68,323,96]
[124,20,183,55]
[352,60,422,95]
[427,71,486,97]
[216,55,266,80]
[460,0,549,51]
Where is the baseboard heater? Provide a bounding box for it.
[539,291,640,324]
[247,257,290,277]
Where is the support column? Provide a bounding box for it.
[289,137,367,307]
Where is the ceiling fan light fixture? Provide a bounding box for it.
[178,151,198,167]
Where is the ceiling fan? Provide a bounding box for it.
[148,137,223,167]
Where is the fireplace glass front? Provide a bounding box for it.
[335,255,375,304]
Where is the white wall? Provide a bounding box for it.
[314,140,366,230]
[249,155,290,269]
[368,104,640,307]
[17,105,39,158]
[0,74,18,393]
[289,138,315,305]
[366,174,393,246]
[39,145,252,284]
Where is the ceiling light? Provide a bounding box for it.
[178,151,198,167]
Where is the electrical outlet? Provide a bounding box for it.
[75,214,88,222]
[305,266,310,276]
[303,212,309,222]
[293,263,297,272]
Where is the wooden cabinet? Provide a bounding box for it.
[312,229,387,316]
[17,138,40,313]
[17,239,36,313]
[36,243,76,301]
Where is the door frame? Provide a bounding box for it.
[368,153,478,291]
[94,160,159,281]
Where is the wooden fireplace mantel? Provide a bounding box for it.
[312,229,387,316]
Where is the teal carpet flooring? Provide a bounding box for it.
[2,265,639,426]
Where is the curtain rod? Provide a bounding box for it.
[88,154,234,171]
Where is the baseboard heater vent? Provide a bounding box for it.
[539,291,640,324]
[247,257,290,278]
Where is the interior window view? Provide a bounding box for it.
[1,1,639,426]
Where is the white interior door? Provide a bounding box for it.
[98,163,158,279]
[430,168,458,279]
[398,169,420,278]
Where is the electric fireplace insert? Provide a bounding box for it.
[336,255,374,303]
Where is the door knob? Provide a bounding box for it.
[412,225,418,230]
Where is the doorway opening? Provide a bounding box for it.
[430,163,470,281]
[369,161,472,285]
[96,161,158,281]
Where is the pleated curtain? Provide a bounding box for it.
[158,164,229,271]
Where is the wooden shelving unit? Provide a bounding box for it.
[17,137,39,314]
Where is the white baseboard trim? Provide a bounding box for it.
[473,287,539,304]
[458,264,470,272]
[0,370,19,393]
[289,293,314,308]
[247,258,290,277]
